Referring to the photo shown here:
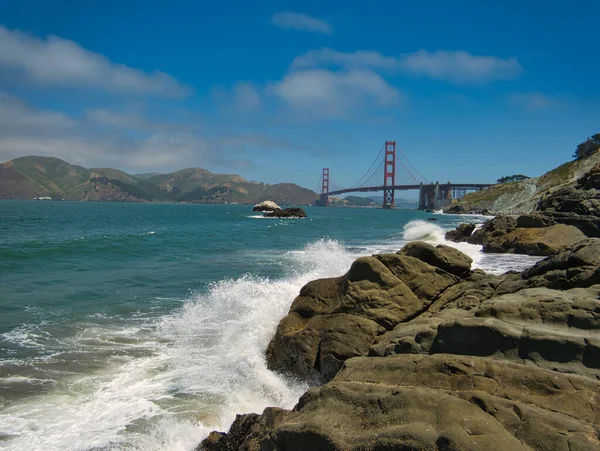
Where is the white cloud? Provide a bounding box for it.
[0,92,75,133]
[508,93,560,111]
[85,109,150,130]
[402,50,523,83]
[122,134,207,169]
[292,48,396,70]
[291,48,524,83]
[270,12,333,34]
[268,69,401,117]
[0,25,188,97]
[0,94,265,171]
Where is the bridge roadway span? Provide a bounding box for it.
[326,183,492,196]
[321,182,493,210]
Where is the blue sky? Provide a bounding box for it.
[0,0,599,192]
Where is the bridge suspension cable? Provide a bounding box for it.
[398,147,429,184]
[347,144,385,189]
[330,181,346,191]
[396,156,421,184]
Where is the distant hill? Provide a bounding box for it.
[0,156,318,205]
[455,150,600,213]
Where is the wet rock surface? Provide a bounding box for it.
[264,208,307,218]
[198,239,600,451]
[444,222,476,242]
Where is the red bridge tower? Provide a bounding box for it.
[318,167,330,206]
[383,141,396,208]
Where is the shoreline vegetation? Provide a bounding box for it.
[197,150,600,450]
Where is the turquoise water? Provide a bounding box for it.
[0,201,539,450]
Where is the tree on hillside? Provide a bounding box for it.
[497,174,530,184]
[573,134,600,160]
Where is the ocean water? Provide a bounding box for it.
[0,201,540,451]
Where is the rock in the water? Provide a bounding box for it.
[264,207,307,218]
[445,222,476,242]
[482,223,586,255]
[427,217,438,221]
[469,215,586,255]
[252,200,281,212]
[444,204,465,214]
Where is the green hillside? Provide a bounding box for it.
[0,156,318,205]
[456,151,600,213]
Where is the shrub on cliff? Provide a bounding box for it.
[496,174,530,184]
[573,133,600,160]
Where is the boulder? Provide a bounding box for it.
[468,215,586,255]
[444,204,465,214]
[266,242,471,380]
[252,201,281,212]
[481,223,586,255]
[445,222,476,242]
[398,241,473,278]
[198,354,600,451]
[264,207,307,218]
[200,238,600,451]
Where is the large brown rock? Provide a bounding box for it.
[266,242,471,380]
[482,223,586,255]
[198,354,600,451]
[201,239,600,451]
[397,241,473,278]
[372,284,600,379]
[468,215,586,255]
[445,222,476,242]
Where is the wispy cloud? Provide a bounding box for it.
[402,50,523,83]
[292,48,524,83]
[267,69,401,118]
[0,25,189,97]
[270,12,333,34]
[292,48,396,70]
[0,93,245,170]
[508,93,561,111]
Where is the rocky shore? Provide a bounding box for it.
[196,161,600,451]
[197,236,600,450]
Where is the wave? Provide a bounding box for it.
[402,220,447,242]
[0,239,357,451]
[1,224,542,450]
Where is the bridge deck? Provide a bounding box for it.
[326,183,492,196]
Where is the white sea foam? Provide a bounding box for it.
[400,219,542,274]
[402,219,447,242]
[0,239,356,451]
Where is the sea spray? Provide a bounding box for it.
[401,219,487,268]
[401,219,541,274]
[402,219,447,242]
[0,239,357,451]
[1,203,544,451]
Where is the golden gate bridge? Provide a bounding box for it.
[316,141,492,210]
